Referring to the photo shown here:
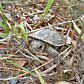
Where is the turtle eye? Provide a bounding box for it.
[38,44,43,49]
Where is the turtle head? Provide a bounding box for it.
[30,40,45,52]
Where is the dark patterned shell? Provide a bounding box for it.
[29,28,64,46]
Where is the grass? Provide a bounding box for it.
[0,3,46,83]
[0,3,27,40]
[12,23,27,40]
[34,69,46,84]
[0,2,9,34]
[40,0,54,20]
[44,0,54,17]
[6,60,35,75]
[6,60,46,84]
[72,20,84,42]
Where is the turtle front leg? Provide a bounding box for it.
[47,47,60,63]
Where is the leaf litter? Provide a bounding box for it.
[0,0,84,84]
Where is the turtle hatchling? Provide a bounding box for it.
[28,27,64,58]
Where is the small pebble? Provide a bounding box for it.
[9,79,18,84]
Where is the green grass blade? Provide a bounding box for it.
[0,32,8,38]
[0,21,4,28]
[12,23,27,39]
[72,20,84,41]
[18,23,27,39]
[12,24,19,36]
[0,3,9,34]
[72,20,81,34]
[6,60,35,76]
[34,69,46,84]
[44,0,54,16]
